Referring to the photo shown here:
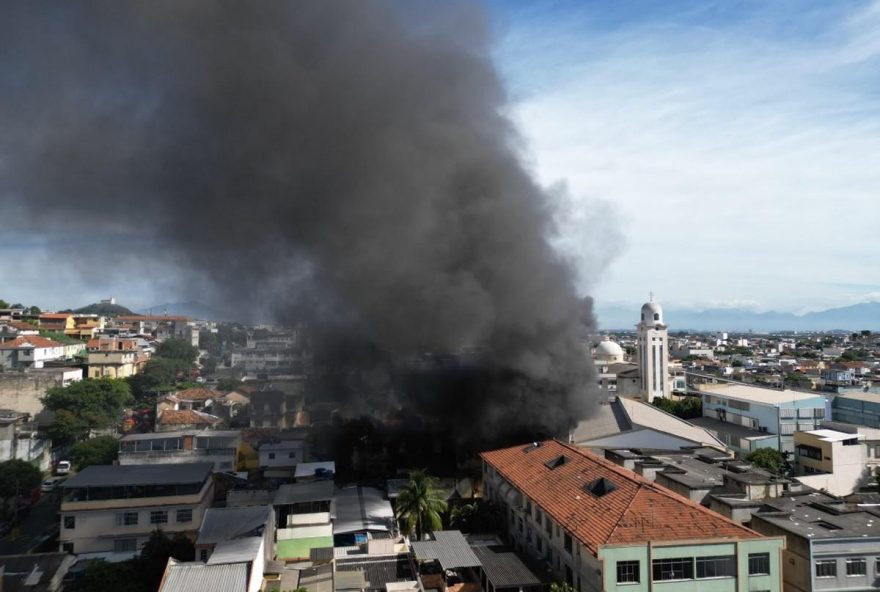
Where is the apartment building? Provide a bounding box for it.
[86,337,146,379]
[0,335,67,369]
[750,492,880,592]
[696,383,828,454]
[59,463,214,554]
[482,440,784,592]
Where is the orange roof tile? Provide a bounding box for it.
[157,409,221,426]
[0,335,65,350]
[481,440,759,556]
[0,320,38,331]
[39,313,73,320]
[175,387,221,401]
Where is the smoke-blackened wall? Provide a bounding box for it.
[1,1,601,441]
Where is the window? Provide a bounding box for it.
[62,542,74,553]
[288,452,296,459]
[114,538,138,552]
[564,533,572,554]
[846,558,866,576]
[63,515,75,530]
[816,560,837,578]
[176,509,193,523]
[268,452,276,460]
[116,512,138,526]
[696,556,736,579]
[150,510,168,525]
[749,553,770,576]
[200,549,209,562]
[616,560,639,584]
[652,558,693,581]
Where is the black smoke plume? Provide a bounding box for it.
[1,1,601,444]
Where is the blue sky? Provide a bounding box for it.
[489,0,880,313]
[2,1,878,313]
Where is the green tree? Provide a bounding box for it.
[155,338,199,365]
[42,379,133,445]
[199,331,220,356]
[395,469,447,540]
[449,503,476,531]
[70,436,119,470]
[136,530,195,592]
[0,299,8,308]
[0,460,42,518]
[551,583,575,592]
[128,357,187,400]
[65,559,137,592]
[217,377,244,392]
[745,448,785,475]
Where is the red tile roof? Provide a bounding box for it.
[0,320,38,331]
[39,313,73,320]
[0,336,65,350]
[481,440,759,556]
[157,409,222,426]
[175,387,221,402]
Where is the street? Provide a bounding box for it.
[0,492,60,555]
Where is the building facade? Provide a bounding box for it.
[59,463,214,554]
[482,440,784,592]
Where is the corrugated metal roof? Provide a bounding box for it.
[333,486,394,535]
[196,506,271,545]
[471,545,547,588]
[159,560,247,592]
[410,531,482,570]
[274,480,335,505]
[63,463,212,488]
[207,537,262,565]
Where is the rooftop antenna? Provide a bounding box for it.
[649,291,654,302]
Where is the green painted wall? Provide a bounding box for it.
[598,538,784,592]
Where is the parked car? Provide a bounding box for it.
[55,460,72,475]
[41,478,63,493]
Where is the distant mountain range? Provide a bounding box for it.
[596,301,880,332]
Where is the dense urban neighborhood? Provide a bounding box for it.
[0,297,879,592]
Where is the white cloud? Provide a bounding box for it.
[496,1,880,311]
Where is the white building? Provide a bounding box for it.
[793,423,880,496]
[636,299,670,402]
[0,336,68,369]
[59,463,214,554]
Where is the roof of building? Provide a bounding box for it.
[595,340,624,359]
[295,461,336,479]
[158,559,247,592]
[206,537,263,565]
[834,390,880,404]
[481,440,760,556]
[196,505,271,546]
[334,569,369,591]
[802,429,862,443]
[471,544,547,588]
[297,563,334,592]
[38,313,73,320]
[579,428,706,452]
[698,383,825,405]
[0,320,38,332]
[274,480,336,506]
[63,462,212,488]
[335,556,415,591]
[260,440,305,451]
[410,531,482,570]
[117,315,189,322]
[158,409,223,427]
[753,492,880,540]
[333,486,395,535]
[121,429,240,442]
[690,416,779,443]
[0,553,74,592]
[175,387,221,402]
[0,336,64,350]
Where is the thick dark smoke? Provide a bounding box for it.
[1,1,601,444]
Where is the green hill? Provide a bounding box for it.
[74,302,135,317]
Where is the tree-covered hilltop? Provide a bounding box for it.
[73,302,135,316]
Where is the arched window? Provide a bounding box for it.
[653,313,659,321]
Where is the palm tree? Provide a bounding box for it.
[395,469,447,540]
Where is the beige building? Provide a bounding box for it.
[86,337,145,379]
[793,423,880,496]
[59,463,214,554]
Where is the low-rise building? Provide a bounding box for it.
[59,463,214,554]
[118,430,256,472]
[793,423,880,496]
[482,440,785,592]
[832,390,880,428]
[697,383,828,454]
[86,337,145,379]
[750,493,880,592]
[259,440,306,469]
[156,409,224,432]
[195,505,275,564]
[0,367,82,424]
[0,336,68,369]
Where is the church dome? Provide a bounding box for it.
[595,339,624,363]
[641,300,663,324]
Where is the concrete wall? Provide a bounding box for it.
[0,372,71,421]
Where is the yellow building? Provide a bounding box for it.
[86,337,141,379]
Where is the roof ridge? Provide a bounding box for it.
[602,481,647,546]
